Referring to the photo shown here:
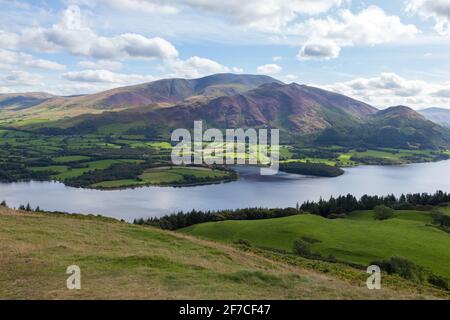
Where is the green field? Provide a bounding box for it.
[53,156,92,163]
[0,206,445,299]
[1,128,449,189]
[183,209,450,280]
[284,146,448,167]
[92,166,233,189]
[31,159,145,181]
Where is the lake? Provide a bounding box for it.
[1,160,450,221]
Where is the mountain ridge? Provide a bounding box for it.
[2,73,449,149]
[0,73,283,122]
[419,107,450,128]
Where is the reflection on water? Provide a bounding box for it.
[1,161,450,221]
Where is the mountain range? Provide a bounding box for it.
[0,74,281,121]
[419,107,450,128]
[1,73,449,149]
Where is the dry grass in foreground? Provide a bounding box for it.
[0,207,446,300]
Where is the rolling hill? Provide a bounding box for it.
[0,206,446,299]
[183,209,450,281]
[420,107,450,128]
[316,106,450,149]
[0,92,55,111]
[364,106,450,149]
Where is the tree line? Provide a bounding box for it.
[134,207,300,230]
[300,190,450,217]
[135,190,450,230]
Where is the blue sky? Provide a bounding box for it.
[0,0,450,109]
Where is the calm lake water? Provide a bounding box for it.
[1,160,450,221]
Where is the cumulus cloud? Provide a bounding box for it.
[182,0,343,31]
[165,56,241,78]
[294,6,418,60]
[51,82,125,96]
[78,60,123,71]
[58,55,242,93]
[283,74,298,82]
[0,71,43,87]
[0,50,65,71]
[0,31,19,48]
[325,72,450,108]
[91,0,343,32]
[1,5,179,61]
[297,40,340,60]
[406,0,450,35]
[62,69,154,84]
[432,89,450,98]
[256,63,282,75]
[95,0,178,14]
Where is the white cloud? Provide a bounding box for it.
[62,69,154,83]
[297,40,340,60]
[0,87,15,94]
[325,72,450,109]
[92,0,343,32]
[432,89,450,98]
[406,0,450,35]
[95,0,178,14]
[165,56,237,78]
[23,58,66,71]
[256,63,282,75]
[0,31,19,48]
[272,56,283,61]
[294,6,418,60]
[51,82,124,96]
[2,6,179,61]
[284,74,298,82]
[0,71,43,87]
[78,60,123,71]
[0,50,66,71]
[182,0,343,31]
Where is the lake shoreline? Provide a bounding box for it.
[1,160,450,221]
[6,156,449,191]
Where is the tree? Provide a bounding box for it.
[372,256,424,282]
[0,200,6,207]
[373,205,395,220]
[293,239,312,257]
[428,274,448,290]
[431,211,450,228]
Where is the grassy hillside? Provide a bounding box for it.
[0,206,446,299]
[183,209,450,280]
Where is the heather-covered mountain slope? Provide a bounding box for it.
[2,74,450,149]
[40,82,378,135]
[0,74,282,124]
